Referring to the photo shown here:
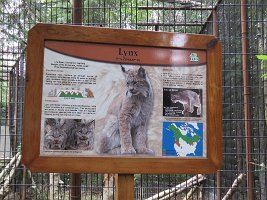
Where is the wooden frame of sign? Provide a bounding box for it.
[22,23,222,174]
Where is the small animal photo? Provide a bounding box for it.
[43,118,95,151]
[163,88,202,117]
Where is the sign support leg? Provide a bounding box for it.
[70,173,81,200]
[70,2,83,200]
[115,174,134,200]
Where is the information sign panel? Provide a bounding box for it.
[22,24,222,173]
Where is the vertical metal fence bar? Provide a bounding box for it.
[13,62,19,155]
[212,7,222,200]
[212,9,218,38]
[240,0,254,199]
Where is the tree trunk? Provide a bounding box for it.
[145,174,206,200]
[222,173,246,200]
[49,173,62,200]
[102,174,114,200]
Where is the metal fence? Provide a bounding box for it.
[0,0,266,199]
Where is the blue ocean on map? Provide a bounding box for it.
[162,122,204,157]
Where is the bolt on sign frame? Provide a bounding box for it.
[22,23,222,174]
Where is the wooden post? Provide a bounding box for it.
[72,0,83,25]
[71,1,83,200]
[70,173,81,200]
[115,174,134,200]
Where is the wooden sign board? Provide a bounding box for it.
[22,24,222,174]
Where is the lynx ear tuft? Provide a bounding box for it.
[45,125,52,132]
[60,119,65,126]
[138,66,146,78]
[89,120,95,128]
[121,65,126,73]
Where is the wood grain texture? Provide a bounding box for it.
[22,24,222,174]
[22,28,44,166]
[207,40,222,168]
[115,174,134,200]
[32,23,214,49]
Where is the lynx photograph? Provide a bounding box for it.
[97,66,154,155]
[43,118,95,151]
[163,88,202,118]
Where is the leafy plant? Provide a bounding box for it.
[0,81,7,104]
[256,55,267,78]
[0,80,8,120]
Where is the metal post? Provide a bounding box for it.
[240,0,254,199]
[13,63,19,153]
[212,9,221,200]
[212,9,219,38]
[70,1,83,200]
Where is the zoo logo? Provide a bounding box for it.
[190,53,199,62]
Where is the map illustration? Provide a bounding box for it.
[162,122,203,157]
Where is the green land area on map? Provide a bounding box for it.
[168,124,201,146]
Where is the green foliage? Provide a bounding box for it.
[83,0,153,29]
[256,55,267,78]
[256,55,267,60]
[0,0,73,52]
[0,80,8,115]
[0,80,8,123]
